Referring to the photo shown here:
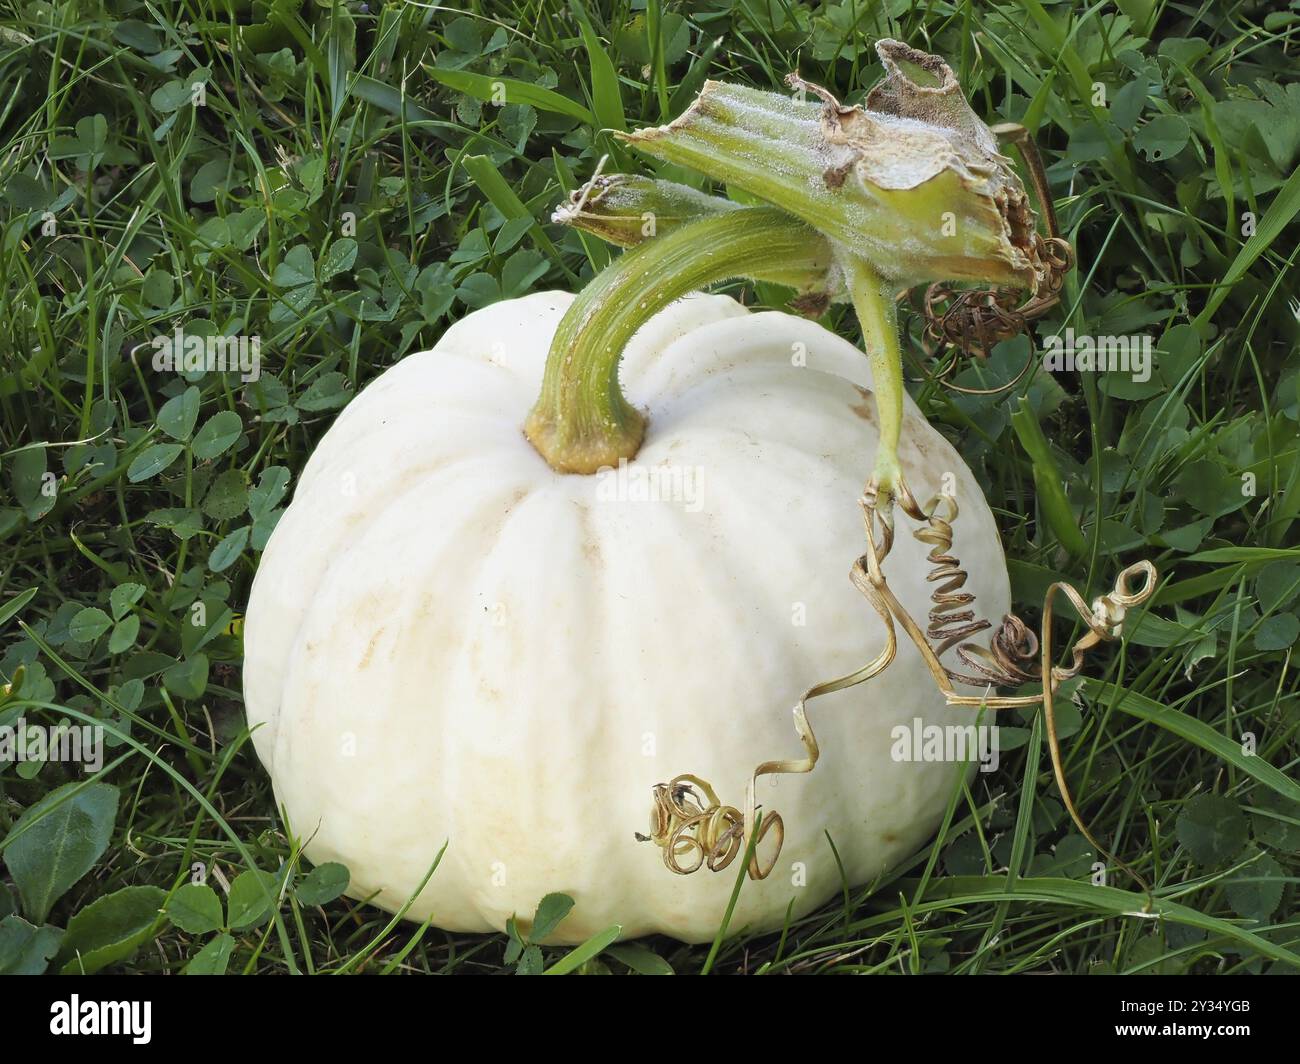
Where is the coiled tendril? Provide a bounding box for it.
[642,477,1157,890]
[641,775,785,879]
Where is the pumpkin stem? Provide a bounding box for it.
[841,254,904,507]
[554,173,840,299]
[525,207,830,474]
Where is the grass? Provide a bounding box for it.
[1,0,1298,975]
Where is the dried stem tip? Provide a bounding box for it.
[622,39,1053,295]
[553,173,844,306]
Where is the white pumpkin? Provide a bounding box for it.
[243,291,1009,943]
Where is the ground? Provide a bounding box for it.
[0,1,1297,975]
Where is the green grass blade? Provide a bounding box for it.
[427,67,594,125]
[542,925,623,974]
[1084,678,1300,804]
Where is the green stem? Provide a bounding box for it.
[841,254,903,503]
[525,207,823,473]
[554,174,840,299]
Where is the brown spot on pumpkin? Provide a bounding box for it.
[500,487,529,516]
[905,413,934,461]
[849,385,876,422]
[882,831,898,843]
[359,626,385,669]
[573,502,603,567]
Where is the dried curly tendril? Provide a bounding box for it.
[634,131,1156,885]
[644,473,1158,893]
[858,481,1158,903]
